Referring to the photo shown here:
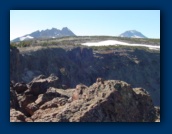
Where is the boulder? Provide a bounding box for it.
[40,98,68,110]
[133,88,156,122]
[18,94,37,116]
[72,84,88,101]
[25,102,39,116]
[27,74,60,96]
[35,87,69,106]
[10,109,26,122]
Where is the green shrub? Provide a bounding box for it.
[10,43,17,48]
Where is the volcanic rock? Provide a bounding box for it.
[10,77,159,122]
[10,109,26,122]
[27,74,60,96]
[30,79,157,122]
[10,46,160,106]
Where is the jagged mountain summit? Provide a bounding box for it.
[119,30,147,38]
[11,27,76,42]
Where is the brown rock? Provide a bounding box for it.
[25,117,33,122]
[27,74,60,96]
[18,94,37,108]
[72,84,88,101]
[40,98,67,109]
[18,94,37,116]
[133,88,156,122]
[10,109,26,122]
[96,78,104,84]
[25,103,39,115]
[34,87,69,106]
[28,79,158,122]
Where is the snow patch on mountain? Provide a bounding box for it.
[20,35,34,41]
[11,27,76,42]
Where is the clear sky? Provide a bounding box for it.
[10,10,160,40]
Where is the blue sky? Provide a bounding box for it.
[10,10,160,40]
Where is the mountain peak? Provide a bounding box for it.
[62,27,69,29]
[62,27,71,31]
[11,27,76,42]
[119,30,147,38]
[51,27,57,30]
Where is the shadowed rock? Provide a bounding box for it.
[14,82,28,94]
[10,87,19,110]
[10,109,26,122]
[10,77,159,122]
[27,74,60,96]
[20,79,158,122]
[10,46,160,105]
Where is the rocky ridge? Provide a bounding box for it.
[10,46,160,106]
[11,27,76,42]
[10,75,160,122]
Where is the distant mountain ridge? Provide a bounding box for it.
[11,27,76,42]
[119,30,147,38]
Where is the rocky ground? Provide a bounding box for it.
[10,45,160,106]
[10,37,160,122]
[10,75,160,122]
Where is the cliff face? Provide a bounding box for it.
[10,46,160,106]
[10,76,160,122]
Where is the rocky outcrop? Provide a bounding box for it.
[10,77,160,122]
[10,46,160,106]
[10,74,61,116]
[10,47,22,82]
[10,83,19,109]
[13,82,28,94]
[25,74,60,95]
[10,109,26,122]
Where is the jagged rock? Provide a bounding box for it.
[10,109,26,122]
[10,46,160,105]
[35,87,69,106]
[10,47,21,82]
[14,82,28,94]
[10,75,159,122]
[28,79,157,122]
[24,87,69,116]
[18,94,37,108]
[72,84,88,101]
[27,78,48,95]
[40,98,68,109]
[27,74,60,96]
[154,106,160,122]
[96,77,104,84]
[18,94,37,116]
[25,103,39,116]
[10,84,19,109]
